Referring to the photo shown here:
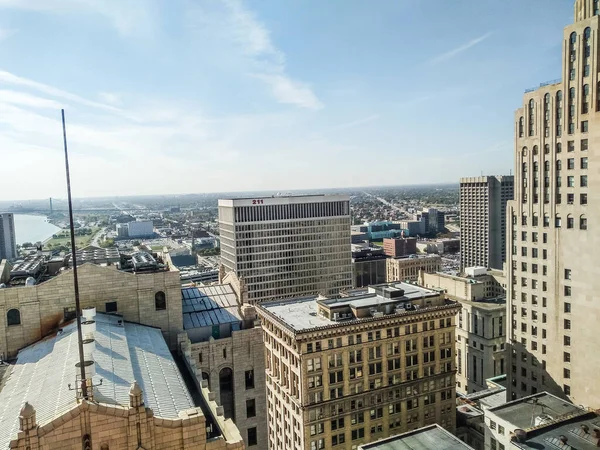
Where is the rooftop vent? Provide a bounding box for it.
[75,360,96,379]
[82,338,95,358]
[81,320,96,338]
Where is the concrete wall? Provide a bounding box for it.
[0,263,183,358]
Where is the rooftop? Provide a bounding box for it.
[0,313,195,449]
[259,282,452,332]
[512,412,600,449]
[358,424,475,450]
[488,392,586,430]
[182,284,242,329]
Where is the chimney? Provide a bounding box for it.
[19,402,37,431]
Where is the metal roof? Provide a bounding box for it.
[0,313,194,449]
[182,284,241,329]
[359,424,475,450]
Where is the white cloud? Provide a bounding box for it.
[188,0,322,110]
[0,26,15,41]
[0,0,157,37]
[98,92,122,106]
[429,32,493,65]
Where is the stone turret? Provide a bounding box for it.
[19,402,36,431]
[129,381,144,408]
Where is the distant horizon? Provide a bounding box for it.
[0,181,469,204]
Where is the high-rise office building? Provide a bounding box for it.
[257,282,460,450]
[218,195,352,303]
[507,0,600,408]
[427,208,445,235]
[0,213,17,261]
[459,176,514,271]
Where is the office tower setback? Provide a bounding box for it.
[0,213,17,261]
[257,282,460,450]
[218,195,352,303]
[507,0,600,408]
[459,176,514,271]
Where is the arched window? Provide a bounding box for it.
[522,146,528,156]
[555,214,562,228]
[567,214,574,229]
[154,291,166,311]
[556,142,562,153]
[518,117,524,137]
[570,32,577,45]
[580,215,588,230]
[585,27,591,40]
[569,32,577,81]
[533,145,538,155]
[583,84,590,113]
[544,214,550,227]
[544,144,550,154]
[219,368,235,419]
[529,99,535,136]
[7,309,21,326]
[595,0,600,16]
[532,213,539,227]
[556,91,563,136]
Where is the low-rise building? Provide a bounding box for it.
[419,269,507,395]
[383,237,417,258]
[351,245,387,288]
[386,255,441,283]
[257,282,461,450]
[0,312,244,450]
[127,220,154,238]
[358,424,475,450]
[178,282,267,449]
[484,392,599,450]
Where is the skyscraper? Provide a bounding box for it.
[0,213,17,261]
[507,0,600,408]
[218,195,352,303]
[459,176,514,271]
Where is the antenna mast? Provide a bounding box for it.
[61,109,88,400]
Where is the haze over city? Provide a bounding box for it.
[0,0,571,201]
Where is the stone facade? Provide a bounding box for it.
[179,324,267,449]
[7,385,244,450]
[385,256,441,283]
[419,270,507,396]
[257,287,460,450]
[0,263,182,358]
[507,0,600,408]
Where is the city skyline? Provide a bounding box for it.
[0,0,572,200]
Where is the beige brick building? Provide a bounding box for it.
[507,0,600,408]
[0,261,182,358]
[419,269,508,396]
[178,281,267,449]
[385,255,441,283]
[256,282,460,450]
[0,313,244,450]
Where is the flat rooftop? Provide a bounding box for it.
[488,392,586,430]
[513,412,600,449]
[0,313,195,449]
[259,282,450,332]
[359,424,475,450]
[219,194,349,206]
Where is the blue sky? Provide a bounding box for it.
[0,0,573,200]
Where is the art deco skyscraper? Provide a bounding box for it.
[218,195,352,303]
[507,0,600,408]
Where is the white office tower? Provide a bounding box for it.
[218,195,352,303]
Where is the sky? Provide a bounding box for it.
[0,0,574,201]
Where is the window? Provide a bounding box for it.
[246,399,256,418]
[564,319,571,330]
[564,336,571,346]
[567,176,575,187]
[564,368,571,379]
[582,120,589,132]
[247,427,257,446]
[564,352,571,362]
[581,194,588,205]
[581,139,588,151]
[6,309,20,326]
[555,215,561,228]
[245,370,254,389]
[565,269,571,280]
[351,428,365,441]
[518,117,524,137]
[581,175,588,187]
[154,291,166,310]
[565,286,572,297]
[564,385,571,396]
[556,142,562,153]
[567,215,574,229]
[105,301,117,313]
[580,215,587,230]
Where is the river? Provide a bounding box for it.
[13,214,62,245]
